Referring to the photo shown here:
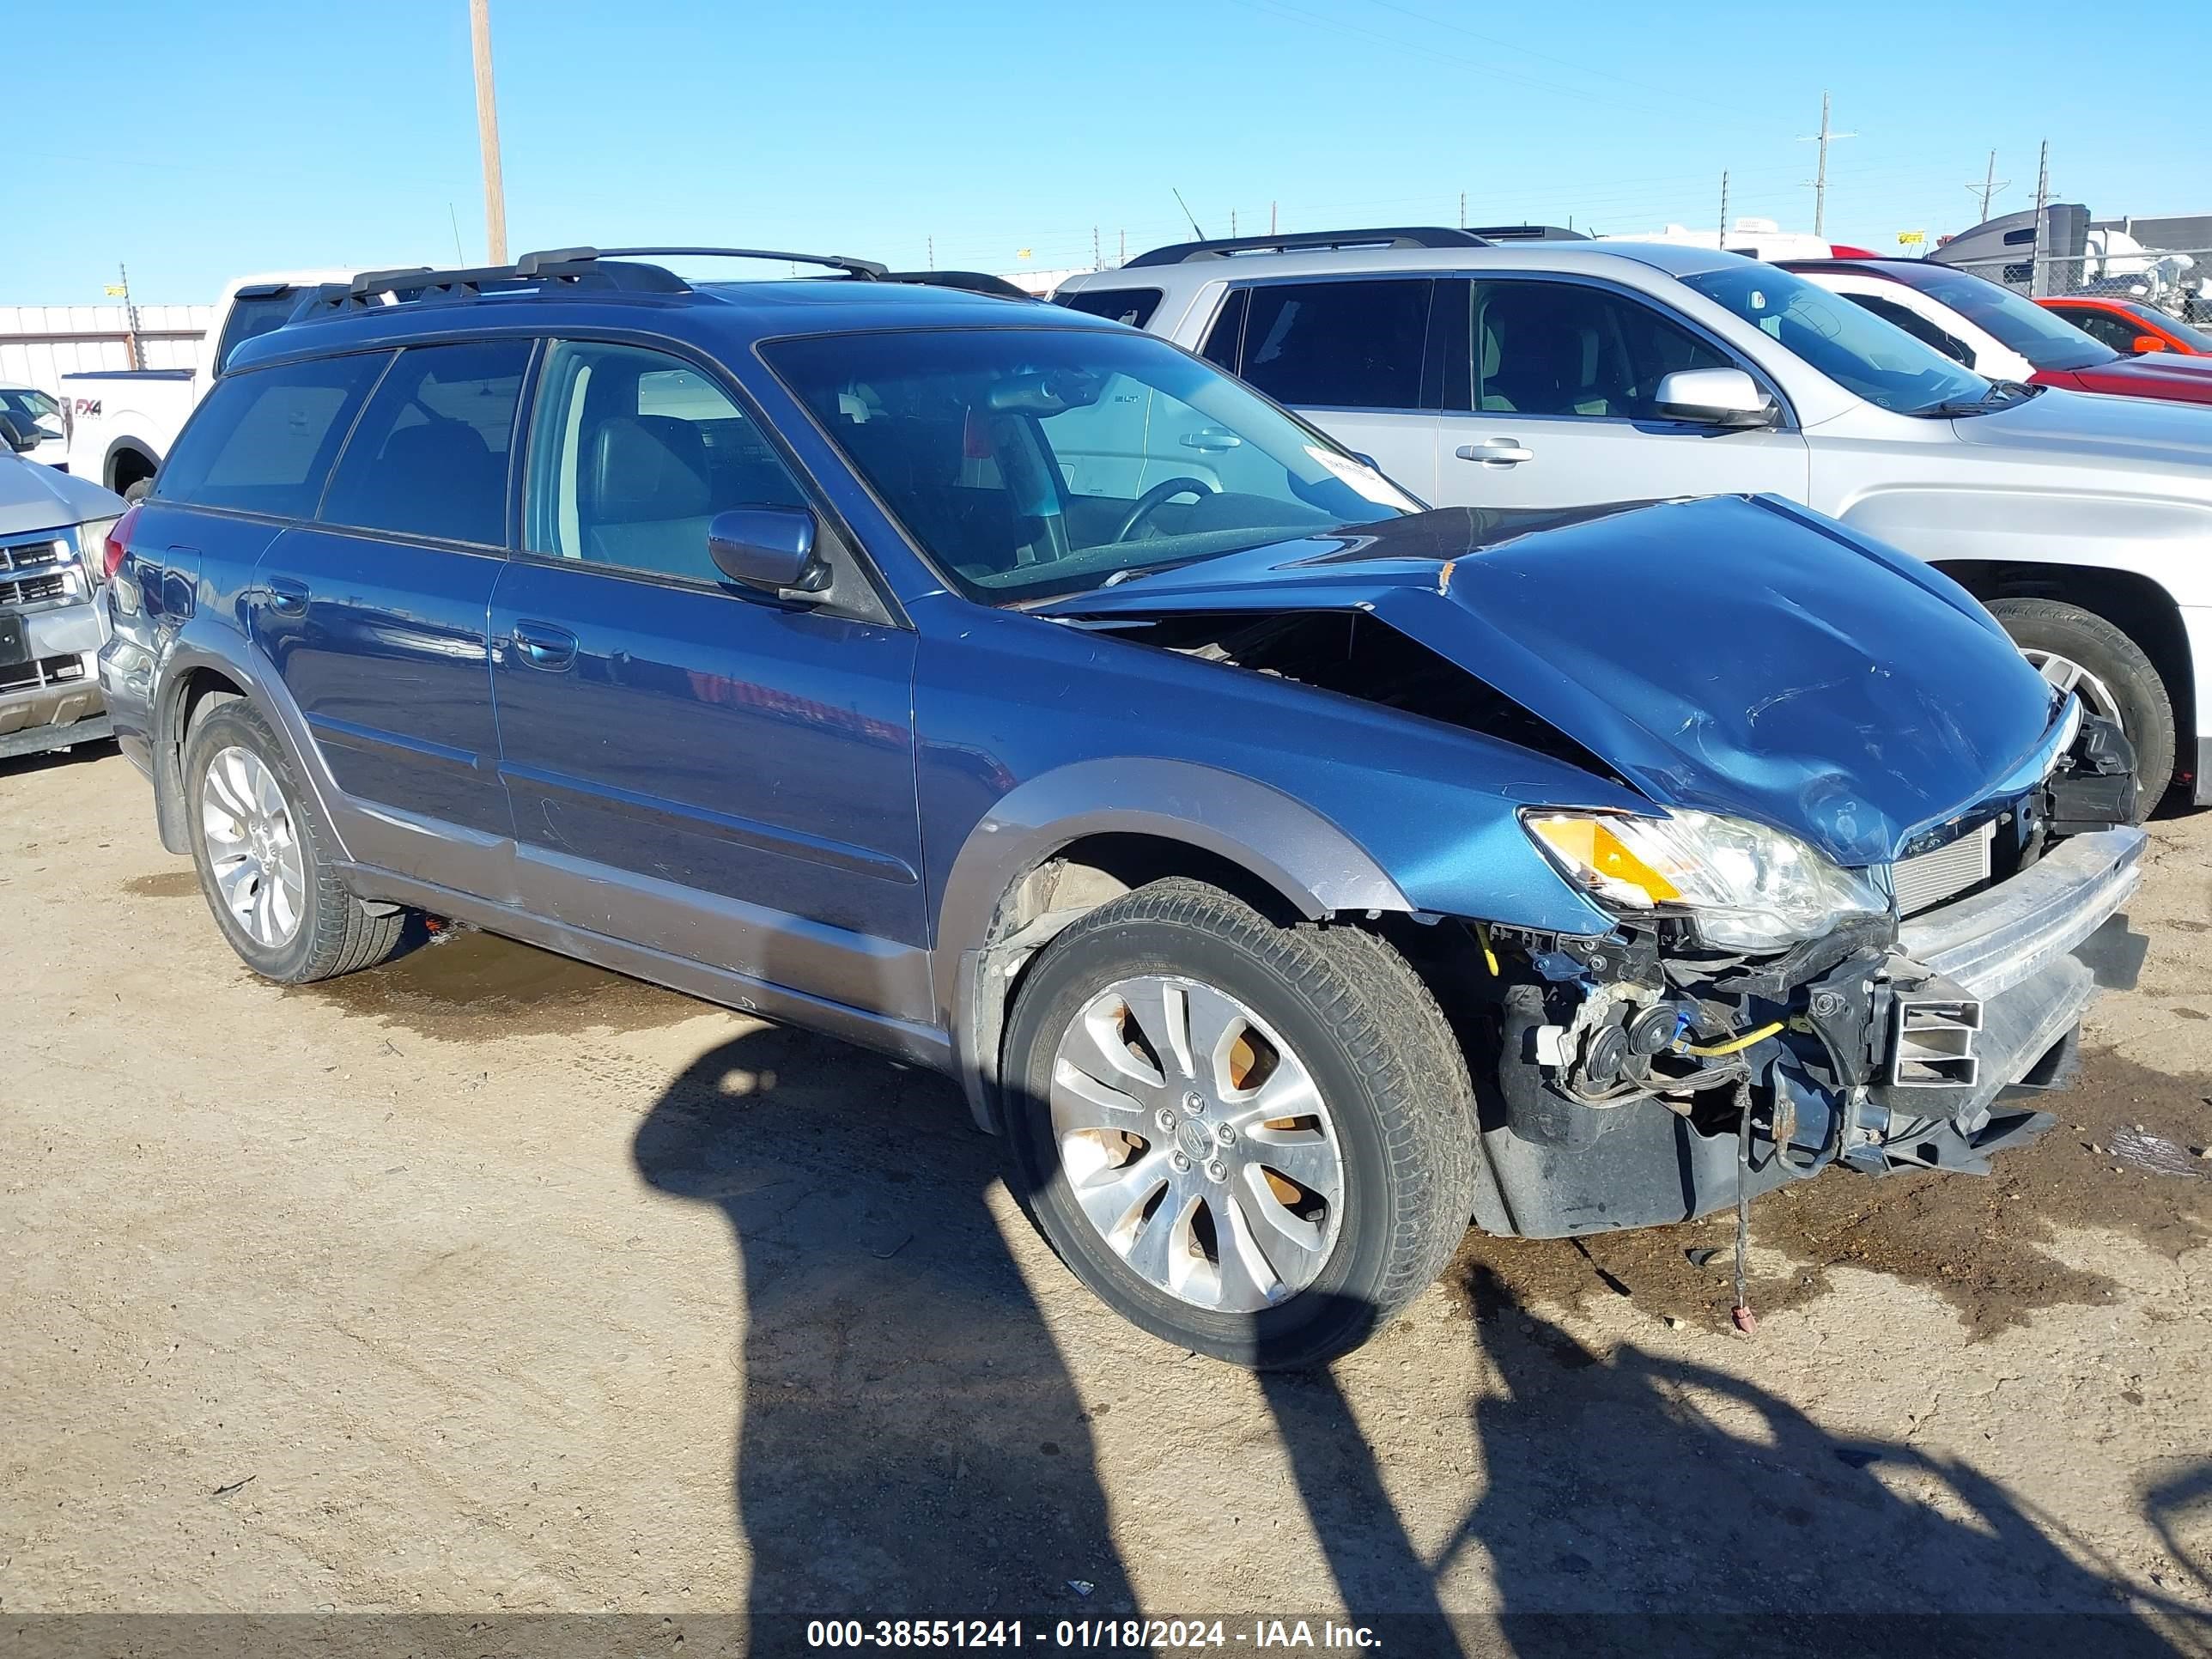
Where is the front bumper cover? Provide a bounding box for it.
[1482,828,2148,1237]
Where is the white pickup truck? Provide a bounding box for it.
[60,270,358,499]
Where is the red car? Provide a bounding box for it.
[1781,258,2212,409]
[2039,295,2212,359]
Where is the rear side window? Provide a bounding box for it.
[1056,287,1164,329]
[1231,280,1431,410]
[320,340,532,546]
[154,352,388,518]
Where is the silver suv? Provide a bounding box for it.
[1057,228,2212,807]
[0,445,124,761]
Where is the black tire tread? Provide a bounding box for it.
[1015,878,1480,1363]
[1986,595,2174,808]
[184,698,408,983]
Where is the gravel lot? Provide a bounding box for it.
[4,745,2210,1654]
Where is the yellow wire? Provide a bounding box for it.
[1474,921,1500,977]
[1680,1019,1784,1058]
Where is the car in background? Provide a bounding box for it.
[100,246,2145,1368]
[1056,230,2212,804]
[0,443,125,759]
[2039,295,2212,359]
[1781,258,2212,408]
[60,270,363,500]
[0,385,69,469]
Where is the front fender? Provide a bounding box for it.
[933,757,1412,1131]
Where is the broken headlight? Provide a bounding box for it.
[1522,808,1887,951]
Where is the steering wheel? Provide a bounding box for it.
[1113,476,1218,543]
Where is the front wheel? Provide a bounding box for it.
[1001,879,1480,1369]
[1988,598,2173,813]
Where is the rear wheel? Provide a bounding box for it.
[1988,597,2173,812]
[182,696,409,982]
[1002,878,1479,1369]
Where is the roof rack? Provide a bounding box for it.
[1467,223,1590,241]
[881,270,1035,300]
[578,246,889,280]
[1123,226,1492,267]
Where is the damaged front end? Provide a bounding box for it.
[1470,709,2146,1237]
[1036,495,2154,1237]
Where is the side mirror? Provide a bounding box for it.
[2131,334,2168,356]
[706,507,832,600]
[1653,368,1777,428]
[0,416,34,453]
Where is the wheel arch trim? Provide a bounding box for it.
[933,757,1412,1131]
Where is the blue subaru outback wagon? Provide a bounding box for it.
[100,246,2148,1366]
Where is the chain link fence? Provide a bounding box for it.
[1935,242,2212,322]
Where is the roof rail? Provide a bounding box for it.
[577,246,890,280]
[1467,223,1590,241]
[1123,226,1492,267]
[880,270,1035,300]
[294,254,690,319]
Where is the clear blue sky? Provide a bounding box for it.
[9,0,2208,302]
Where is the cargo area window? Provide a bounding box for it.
[154,352,388,519]
[1056,287,1164,330]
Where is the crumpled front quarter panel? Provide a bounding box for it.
[911,595,1631,952]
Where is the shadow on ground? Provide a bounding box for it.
[625,1022,2210,1656]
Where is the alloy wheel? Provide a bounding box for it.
[1048,975,1345,1313]
[2023,647,2124,730]
[199,745,307,948]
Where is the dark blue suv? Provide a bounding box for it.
[100,246,2147,1365]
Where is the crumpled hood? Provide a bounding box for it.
[1953,382,2212,473]
[1039,496,2058,867]
[0,453,125,538]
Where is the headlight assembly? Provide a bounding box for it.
[1522,808,1887,951]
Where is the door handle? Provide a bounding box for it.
[266,577,310,616]
[1455,439,1534,466]
[510,621,578,672]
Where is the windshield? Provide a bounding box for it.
[1903,265,2112,370]
[1684,264,1995,416]
[764,327,1419,604]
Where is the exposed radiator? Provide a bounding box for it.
[1893,820,1996,917]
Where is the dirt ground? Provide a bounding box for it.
[4,745,2210,1653]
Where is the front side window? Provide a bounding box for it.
[1231,280,1431,410]
[2060,307,2144,353]
[1471,280,1732,418]
[320,340,531,546]
[522,340,808,581]
[1683,264,1995,416]
[155,351,389,517]
[764,325,1419,605]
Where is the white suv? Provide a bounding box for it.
[1056,228,2212,805]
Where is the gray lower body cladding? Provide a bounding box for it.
[1477,830,2147,1240]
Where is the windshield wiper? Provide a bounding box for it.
[1923,380,2041,418]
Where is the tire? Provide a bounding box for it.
[1987,597,2173,812]
[1001,878,1480,1370]
[181,696,408,982]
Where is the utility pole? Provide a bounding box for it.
[1967,150,2008,222]
[1717,171,1729,251]
[2030,139,2051,296]
[469,0,508,264]
[114,264,143,370]
[1269,201,1277,234]
[1092,227,1101,270]
[1801,91,1855,238]
[1459,191,1466,229]
[927,234,934,270]
[1231,209,1238,237]
[1119,229,1126,264]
